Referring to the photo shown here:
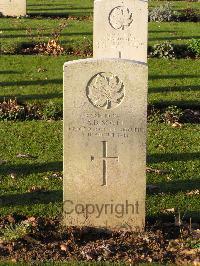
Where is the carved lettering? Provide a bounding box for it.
[88,120,123,126]
[96,33,144,49]
[69,125,145,138]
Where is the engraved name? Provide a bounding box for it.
[69,126,145,138]
[88,120,123,126]
[96,33,144,49]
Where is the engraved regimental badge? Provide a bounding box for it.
[86,72,125,110]
[109,6,133,30]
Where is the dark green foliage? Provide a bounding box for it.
[0,222,31,241]
[42,101,63,120]
[188,39,200,57]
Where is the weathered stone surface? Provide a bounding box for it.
[93,0,148,63]
[0,0,26,17]
[63,58,147,230]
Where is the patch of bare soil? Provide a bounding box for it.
[0,215,199,264]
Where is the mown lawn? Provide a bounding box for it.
[0,17,200,53]
[0,1,199,265]
[0,56,199,108]
[26,0,200,17]
[27,0,94,17]
[0,121,199,220]
[0,121,62,218]
[0,0,199,228]
[149,22,200,45]
[147,123,200,221]
[0,18,93,53]
[148,58,200,108]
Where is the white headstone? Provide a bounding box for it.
[0,0,26,17]
[63,58,147,230]
[93,0,148,63]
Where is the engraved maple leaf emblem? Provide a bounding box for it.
[87,72,125,110]
[109,6,133,30]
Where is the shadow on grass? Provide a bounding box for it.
[28,11,92,18]
[0,190,62,207]
[149,30,176,33]
[29,7,92,11]
[149,85,200,93]
[162,179,200,194]
[147,211,200,223]
[0,70,22,74]
[147,178,200,195]
[0,28,39,31]
[27,6,93,16]
[151,100,200,108]
[0,93,62,101]
[1,79,62,87]
[148,152,200,164]
[1,32,92,39]
[149,74,200,80]
[149,35,200,41]
[1,161,63,176]
[27,3,73,7]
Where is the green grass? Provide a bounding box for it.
[0,121,62,218]
[27,0,93,17]
[26,0,200,17]
[148,58,200,108]
[0,121,199,220]
[0,18,93,53]
[147,123,200,220]
[0,0,199,229]
[0,17,200,53]
[149,22,200,45]
[0,56,199,108]
[0,55,73,105]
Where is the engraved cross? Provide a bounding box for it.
[91,141,119,186]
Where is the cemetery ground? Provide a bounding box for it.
[26,0,200,17]
[0,0,200,264]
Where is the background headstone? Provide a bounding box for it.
[93,0,148,63]
[0,0,26,17]
[63,58,147,230]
